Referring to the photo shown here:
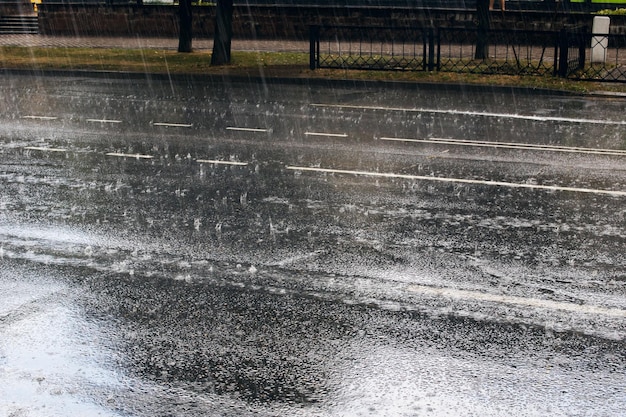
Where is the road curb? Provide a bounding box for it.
[1,67,588,97]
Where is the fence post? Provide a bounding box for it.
[579,35,586,71]
[558,28,569,78]
[309,25,320,70]
[428,27,435,71]
[475,0,490,60]
[591,16,609,64]
[436,28,441,71]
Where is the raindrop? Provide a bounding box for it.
[269,216,275,237]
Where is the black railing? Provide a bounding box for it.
[557,27,587,77]
[310,25,626,83]
[310,25,434,72]
[567,33,626,82]
[438,28,558,76]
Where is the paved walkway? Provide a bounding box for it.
[0,34,310,52]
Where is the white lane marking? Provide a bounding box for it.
[21,115,58,120]
[305,131,349,138]
[381,136,626,157]
[311,103,626,126]
[196,159,248,166]
[153,122,193,128]
[286,165,626,197]
[227,127,270,133]
[86,119,122,124]
[24,146,67,152]
[406,284,626,318]
[105,152,154,159]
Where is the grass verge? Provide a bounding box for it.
[0,46,307,73]
[1,45,625,95]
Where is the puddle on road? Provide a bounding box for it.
[326,340,626,417]
[0,267,122,417]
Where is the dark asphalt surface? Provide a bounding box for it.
[1,69,625,416]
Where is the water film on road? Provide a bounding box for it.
[1,74,625,416]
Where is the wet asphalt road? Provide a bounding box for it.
[1,73,625,416]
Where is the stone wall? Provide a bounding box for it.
[37,4,626,39]
[0,0,34,16]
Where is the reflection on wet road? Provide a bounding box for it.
[1,74,625,416]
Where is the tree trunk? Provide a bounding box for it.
[475,0,490,60]
[211,0,234,66]
[178,0,193,53]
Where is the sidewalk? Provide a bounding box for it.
[0,34,310,52]
[3,33,623,94]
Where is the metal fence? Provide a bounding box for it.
[310,24,626,83]
[568,33,626,82]
[437,27,559,76]
[557,29,587,78]
[310,25,434,72]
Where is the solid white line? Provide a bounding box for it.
[305,131,349,138]
[380,136,626,157]
[311,103,626,126]
[86,119,122,124]
[153,122,193,128]
[286,165,626,197]
[24,146,67,152]
[196,159,248,166]
[21,115,58,120]
[406,284,626,318]
[227,127,269,133]
[105,152,154,159]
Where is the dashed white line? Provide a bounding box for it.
[105,152,154,159]
[153,122,193,128]
[196,159,248,166]
[380,136,626,156]
[21,115,58,120]
[86,119,122,124]
[227,127,270,133]
[311,103,626,126]
[286,165,626,197]
[24,146,67,152]
[304,131,349,138]
[406,284,626,318]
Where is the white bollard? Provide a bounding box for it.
[591,16,610,64]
